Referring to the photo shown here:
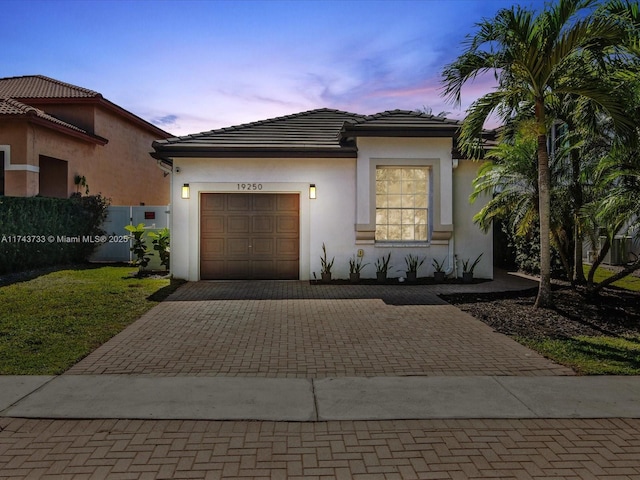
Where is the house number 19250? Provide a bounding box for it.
[237,183,263,191]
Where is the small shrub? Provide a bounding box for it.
[124,223,152,268]
[148,228,170,270]
[375,253,392,274]
[320,243,334,274]
[0,195,109,274]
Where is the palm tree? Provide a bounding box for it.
[587,132,640,295]
[442,0,634,307]
[471,130,574,279]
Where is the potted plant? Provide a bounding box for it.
[374,253,392,283]
[404,254,425,282]
[348,255,369,283]
[432,257,447,283]
[461,253,483,284]
[320,242,335,283]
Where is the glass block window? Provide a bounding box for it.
[375,167,429,241]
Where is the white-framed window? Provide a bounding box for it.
[375,166,429,242]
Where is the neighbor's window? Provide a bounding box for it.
[376,167,429,241]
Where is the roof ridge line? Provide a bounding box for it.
[347,109,461,125]
[32,75,101,97]
[3,97,38,113]
[173,108,365,141]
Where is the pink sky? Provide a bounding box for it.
[4,0,544,135]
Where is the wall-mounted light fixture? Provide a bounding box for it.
[309,184,316,199]
[181,183,190,199]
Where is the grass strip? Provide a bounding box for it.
[584,265,640,292]
[520,335,640,375]
[0,265,180,374]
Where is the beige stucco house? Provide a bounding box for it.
[152,109,493,281]
[0,75,171,205]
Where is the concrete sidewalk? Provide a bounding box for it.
[2,374,640,421]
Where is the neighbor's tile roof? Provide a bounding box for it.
[0,97,88,133]
[0,74,172,139]
[0,75,100,99]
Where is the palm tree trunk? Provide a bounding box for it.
[571,149,586,284]
[534,124,553,308]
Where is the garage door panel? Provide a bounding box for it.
[200,259,225,276]
[276,260,298,279]
[276,238,299,256]
[228,194,251,211]
[253,216,274,233]
[253,194,276,211]
[277,195,299,211]
[201,216,225,234]
[252,260,274,278]
[252,238,274,255]
[202,194,224,211]
[201,193,299,280]
[225,260,251,278]
[201,238,224,258]
[277,216,299,233]
[228,216,250,234]
[227,238,250,255]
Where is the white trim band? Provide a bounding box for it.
[0,145,40,173]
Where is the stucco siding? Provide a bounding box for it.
[0,124,37,196]
[28,103,96,134]
[453,159,493,279]
[169,142,491,281]
[349,136,456,279]
[171,157,356,281]
[1,104,168,205]
[92,108,169,205]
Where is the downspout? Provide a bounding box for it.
[444,238,457,278]
[444,157,459,278]
[156,159,172,176]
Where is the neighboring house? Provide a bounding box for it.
[152,108,493,281]
[0,75,171,205]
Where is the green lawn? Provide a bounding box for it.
[521,335,640,375]
[585,264,640,292]
[0,266,181,375]
[518,265,640,375]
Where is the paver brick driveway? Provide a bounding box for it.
[67,278,573,377]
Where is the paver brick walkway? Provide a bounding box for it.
[1,417,639,479]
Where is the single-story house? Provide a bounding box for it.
[0,75,171,205]
[152,108,493,281]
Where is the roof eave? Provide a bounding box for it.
[20,96,173,139]
[340,126,460,139]
[1,114,108,145]
[151,145,358,160]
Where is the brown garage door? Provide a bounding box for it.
[200,193,299,280]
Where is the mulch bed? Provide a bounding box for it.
[441,285,640,340]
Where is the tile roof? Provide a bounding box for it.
[339,109,462,138]
[152,108,467,159]
[0,74,171,138]
[0,75,100,99]
[163,108,364,146]
[0,97,88,133]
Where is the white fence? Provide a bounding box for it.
[90,205,170,263]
